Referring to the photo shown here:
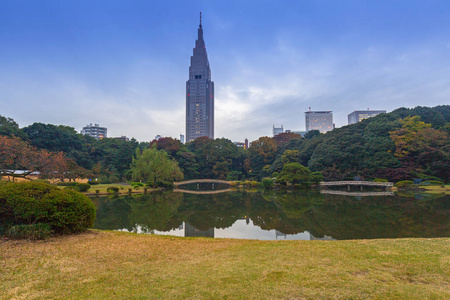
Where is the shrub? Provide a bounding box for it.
[109,175,120,183]
[421,180,445,186]
[64,186,80,191]
[3,223,52,240]
[76,183,91,192]
[0,181,96,235]
[145,181,155,188]
[88,181,100,185]
[373,178,388,182]
[229,181,239,187]
[395,180,414,188]
[130,182,144,187]
[262,178,274,189]
[156,181,173,189]
[107,186,120,194]
[57,182,78,187]
[250,181,259,187]
[243,180,251,187]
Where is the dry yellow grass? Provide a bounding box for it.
[1,231,449,299]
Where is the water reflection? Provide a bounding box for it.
[91,190,450,240]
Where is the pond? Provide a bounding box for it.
[91,189,450,241]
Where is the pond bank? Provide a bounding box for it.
[1,231,449,299]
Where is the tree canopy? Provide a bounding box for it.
[130,145,184,184]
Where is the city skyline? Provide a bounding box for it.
[1,1,449,142]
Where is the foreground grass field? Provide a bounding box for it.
[1,232,449,299]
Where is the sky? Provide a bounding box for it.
[1,0,449,142]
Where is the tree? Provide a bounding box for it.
[130,145,184,185]
[150,137,181,157]
[0,136,68,181]
[273,132,302,146]
[309,171,324,184]
[304,130,320,140]
[0,115,26,139]
[390,116,450,181]
[281,150,300,165]
[276,162,311,185]
[247,137,277,177]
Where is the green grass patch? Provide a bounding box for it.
[1,231,449,299]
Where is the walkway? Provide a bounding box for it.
[173,179,231,187]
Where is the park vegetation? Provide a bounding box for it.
[0,181,96,239]
[0,105,448,185]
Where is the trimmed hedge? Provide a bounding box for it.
[107,186,120,194]
[0,181,96,235]
[395,180,414,188]
[77,183,91,192]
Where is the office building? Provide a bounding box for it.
[305,110,333,133]
[348,110,386,125]
[180,134,185,144]
[81,123,107,139]
[233,138,248,149]
[186,13,214,143]
[273,125,284,137]
[114,136,129,141]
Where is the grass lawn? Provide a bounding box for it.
[60,183,158,196]
[1,231,449,299]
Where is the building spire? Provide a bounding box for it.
[199,11,202,28]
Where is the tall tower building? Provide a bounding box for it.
[186,13,214,143]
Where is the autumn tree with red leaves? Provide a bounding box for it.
[0,136,68,181]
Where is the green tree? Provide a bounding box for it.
[281,150,300,165]
[276,162,311,185]
[130,145,184,185]
[309,171,324,184]
[246,136,277,177]
[0,115,26,139]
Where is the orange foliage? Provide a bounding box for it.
[0,136,68,180]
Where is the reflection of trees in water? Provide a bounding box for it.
[92,196,133,230]
[179,192,245,231]
[92,192,450,240]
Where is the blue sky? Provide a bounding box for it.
[1,0,449,142]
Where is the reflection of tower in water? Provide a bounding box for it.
[184,223,214,238]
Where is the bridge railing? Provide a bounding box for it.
[320,181,393,187]
[174,179,231,186]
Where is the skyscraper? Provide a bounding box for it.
[186,13,214,143]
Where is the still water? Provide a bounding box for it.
[91,190,450,241]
